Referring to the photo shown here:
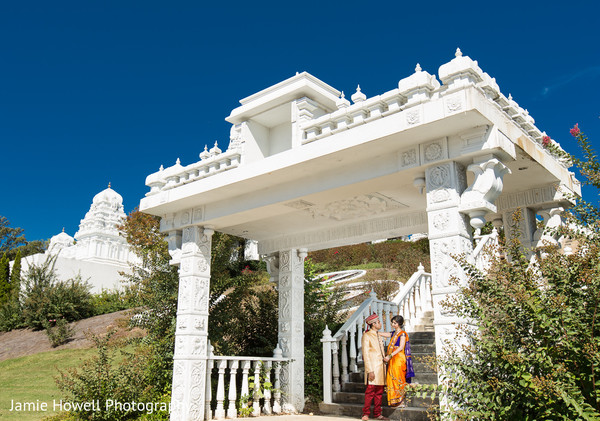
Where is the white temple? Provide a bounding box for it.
[139,49,581,420]
[22,185,136,292]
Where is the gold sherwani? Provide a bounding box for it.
[361,329,386,385]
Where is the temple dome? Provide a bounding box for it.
[49,230,74,248]
[47,229,75,255]
[92,185,123,206]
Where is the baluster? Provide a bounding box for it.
[273,361,282,414]
[407,290,415,331]
[252,361,262,416]
[227,360,239,418]
[377,301,384,322]
[214,359,227,420]
[332,341,341,392]
[415,281,423,322]
[205,343,214,421]
[263,361,272,415]
[321,326,333,404]
[349,324,357,372]
[427,275,434,312]
[383,302,391,333]
[402,297,410,331]
[241,360,251,410]
[341,334,349,383]
[356,318,364,363]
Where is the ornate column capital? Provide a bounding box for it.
[459,154,511,232]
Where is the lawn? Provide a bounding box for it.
[0,348,98,421]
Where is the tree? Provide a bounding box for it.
[0,216,45,260]
[436,126,600,420]
[119,209,252,389]
[10,249,21,294]
[0,253,10,305]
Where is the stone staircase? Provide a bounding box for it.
[319,331,438,420]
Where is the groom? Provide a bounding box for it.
[361,313,389,421]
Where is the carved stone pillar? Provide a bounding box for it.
[170,226,213,421]
[534,207,564,247]
[276,248,307,413]
[425,162,472,362]
[502,207,537,253]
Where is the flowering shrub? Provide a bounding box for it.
[434,126,600,420]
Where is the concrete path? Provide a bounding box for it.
[238,414,358,421]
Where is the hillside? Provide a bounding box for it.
[0,309,139,362]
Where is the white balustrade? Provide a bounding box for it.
[204,353,290,419]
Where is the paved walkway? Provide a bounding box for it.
[238,414,357,421]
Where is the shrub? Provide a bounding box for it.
[45,317,75,347]
[55,330,156,421]
[436,126,600,420]
[91,288,136,316]
[21,258,93,330]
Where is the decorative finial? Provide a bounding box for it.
[209,141,222,156]
[108,182,111,188]
[159,164,164,171]
[351,85,366,103]
[296,71,299,75]
[200,145,210,160]
[336,91,350,108]
[415,63,422,72]
[176,158,181,165]
[455,48,463,57]
[62,227,65,233]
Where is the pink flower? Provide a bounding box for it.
[542,136,551,147]
[570,124,580,137]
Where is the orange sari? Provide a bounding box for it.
[386,330,408,406]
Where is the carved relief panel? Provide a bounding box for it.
[425,162,467,208]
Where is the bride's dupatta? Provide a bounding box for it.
[385,330,409,406]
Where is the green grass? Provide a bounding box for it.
[0,348,98,421]
[346,262,383,270]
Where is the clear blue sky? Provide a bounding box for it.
[1,0,599,243]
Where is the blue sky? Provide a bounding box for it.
[1,0,599,243]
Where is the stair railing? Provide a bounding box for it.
[390,263,433,332]
[473,227,500,271]
[321,291,399,404]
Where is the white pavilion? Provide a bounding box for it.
[139,49,580,420]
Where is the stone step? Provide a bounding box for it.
[348,363,435,383]
[333,391,439,407]
[342,376,437,393]
[319,402,435,421]
[407,343,435,354]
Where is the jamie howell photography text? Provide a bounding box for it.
[9,399,172,414]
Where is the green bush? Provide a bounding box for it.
[91,288,136,316]
[55,331,157,421]
[45,317,75,347]
[436,126,600,420]
[21,259,93,330]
